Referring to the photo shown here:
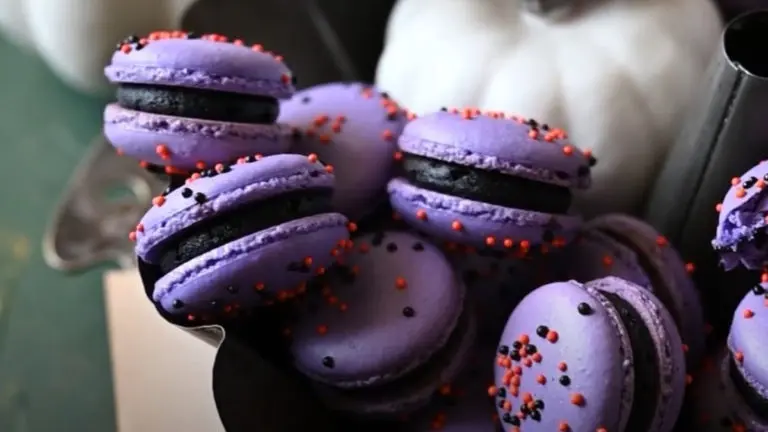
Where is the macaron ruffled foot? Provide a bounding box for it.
[134,154,350,321]
[713,162,768,270]
[388,109,591,251]
[104,31,295,175]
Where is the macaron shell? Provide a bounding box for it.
[398,111,591,188]
[290,231,465,388]
[104,104,290,169]
[558,230,652,289]
[718,346,768,431]
[713,161,768,270]
[106,37,294,97]
[590,276,686,432]
[152,213,349,314]
[136,153,333,261]
[687,350,747,432]
[447,248,545,344]
[588,213,705,368]
[727,284,768,401]
[388,177,581,248]
[313,307,476,417]
[279,83,408,219]
[493,280,632,432]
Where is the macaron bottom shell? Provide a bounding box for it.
[150,213,349,316]
[721,349,768,431]
[104,104,290,169]
[388,177,580,249]
[313,306,477,418]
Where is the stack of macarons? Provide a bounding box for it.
[117,30,736,431]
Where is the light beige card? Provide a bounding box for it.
[104,269,224,432]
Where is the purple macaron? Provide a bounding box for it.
[104,32,294,171]
[687,348,748,431]
[493,277,686,432]
[725,282,768,430]
[387,110,590,251]
[279,82,409,219]
[713,161,768,270]
[133,153,350,319]
[289,231,475,417]
[585,214,706,368]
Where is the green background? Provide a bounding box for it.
[0,37,115,431]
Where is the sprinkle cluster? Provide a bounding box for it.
[489,302,596,432]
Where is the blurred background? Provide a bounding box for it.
[0,0,761,430]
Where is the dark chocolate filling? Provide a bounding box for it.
[157,188,332,273]
[729,355,768,420]
[116,83,279,123]
[600,291,660,432]
[402,153,571,214]
[597,229,683,332]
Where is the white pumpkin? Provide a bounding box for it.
[376,0,723,216]
[0,0,195,94]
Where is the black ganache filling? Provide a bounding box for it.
[600,291,660,432]
[402,153,571,214]
[729,355,768,420]
[157,188,332,273]
[116,83,279,123]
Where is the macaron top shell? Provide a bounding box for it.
[728,283,768,399]
[713,161,768,269]
[560,230,652,288]
[494,279,632,432]
[290,231,465,388]
[398,111,592,188]
[135,154,333,261]
[106,35,294,98]
[279,83,408,218]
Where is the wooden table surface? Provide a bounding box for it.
[0,37,116,431]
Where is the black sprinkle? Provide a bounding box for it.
[386,242,398,252]
[497,400,506,409]
[194,192,207,204]
[577,302,593,315]
[181,188,193,198]
[520,404,529,413]
[440,107,448,111]
[559,375,571,386]
[497,388,506,398]
[226,286,238,294]
[402,306,415,317]
[291,75,298,86]
[380,92,390,99]
[529,410,541,421]
[509,351,521,361]
[186,32,200,39]
[512,341,522,350]
[172,299,184,309]
[498,345,509,355]
[541,124,550,131]
[301,96,311,104]
[534,399,544,410]
[536,326,549,338]
[526,344,537,354]
[743,176,758,189]
[412,242,424,251]
[322,356,335,368]
[753,284,766,295]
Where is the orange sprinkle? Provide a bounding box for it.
[682,344,689,353]
[502,400,512,412]
[734,351,744,363]
[559,421,570,431]
[744,309,755,318]
[562,145,573,156]
[485,236,496,246]
[686,374,693,385]
[439,384,452,395]
[347,222,358,232]
[395,277,408,290]
[558,362,568,372]
[685,262,695,273]
[536,374,546,384]
[451,220,463,231]
[531,352,542,363]
[546,331,559,343]
[519,240,530,250]
[596,428,607,432]
[316,324,328,335]
[715,203,723,212]
[324,164,335,173]
[152,196,166,206]
[503,238,514,248]
[602,255,613,266]
[518,334,530,345]
[487,385,498,397]
[570,393,585,406]
[735,188,747,198]
[128,231,137,242]
[731,177,741,186]
[339,302,348,312]
[136,224,144,232]
[382,129,394,141]
[656,236,668,247]
[522,392,533,404]
[416,209,428,221]
[307,153,319,163]
[393,151,403,161]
